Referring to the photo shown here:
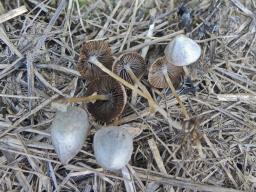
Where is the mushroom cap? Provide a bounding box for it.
[93,126,133,171]
[77,40,114,80]
[86,76,127,123]
[164,34,201,66]
[148,57,184,89]
[112,52,146,84]
[51,106,90,165]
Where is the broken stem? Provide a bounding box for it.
[61,94,109,103]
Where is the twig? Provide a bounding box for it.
[148,138,167,174]
[26,52,35,114]
[0,94,39,99]
[96,0,121,38]
[141,21,155,59]
[36,64,81,77]
[75,0,86,32]
[0,10,23,57]
[217,94,256,102]
[0,5,27,24]
[120,30,184,53]
[36,0,67,50]
[121,166,136,192]
[120,0,139,51]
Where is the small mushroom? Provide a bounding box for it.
[93,126,133,171]
[112,52,146,84]
[148,57,184,89]
[112,52,147,105]
[164,34,201,67]
[77,40,114,80]
[148,57,189,119]
[51,106,90,164]
[86,76,127,123]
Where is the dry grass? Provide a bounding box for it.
[0,0,256,191]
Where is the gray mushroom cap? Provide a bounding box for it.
[51,106,90,165]
[164,34,201,66]
[93,126,133,171]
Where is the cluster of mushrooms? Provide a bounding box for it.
[50,34,202,171]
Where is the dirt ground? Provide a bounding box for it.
[0,0,256,191]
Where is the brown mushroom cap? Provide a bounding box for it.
[77,41,114,80]
[86,76,127,123]
[148,57,184,89]
[112,52,146,84]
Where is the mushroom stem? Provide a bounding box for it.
[182,66,190,77]
[89,56,181,129]
[182,66,196,90]
[163,72,190,119]
[131,84,139,105]
[126,67,154,111]
[124,67,141,106]
[60,94,109,104]
[125,67,151,99]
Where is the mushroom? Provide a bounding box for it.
[77,40,114,80]
[112,52,146,84]
[148,57,184,89]
[86,76,127,123]
[93,126,133,171]
[164,34,201,75]
[83,41,182,129]
[51,106,90,164]
[148,57,189,118]
[112,52,146,104]
[164,34,201,66]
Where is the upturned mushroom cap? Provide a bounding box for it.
[164,34,201,66]
[77,40,114,80]
[93,126,133,171]
[112,52,146,84]
[51,106,90,165]
[86,76,127,123]
[148,57,184,89]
